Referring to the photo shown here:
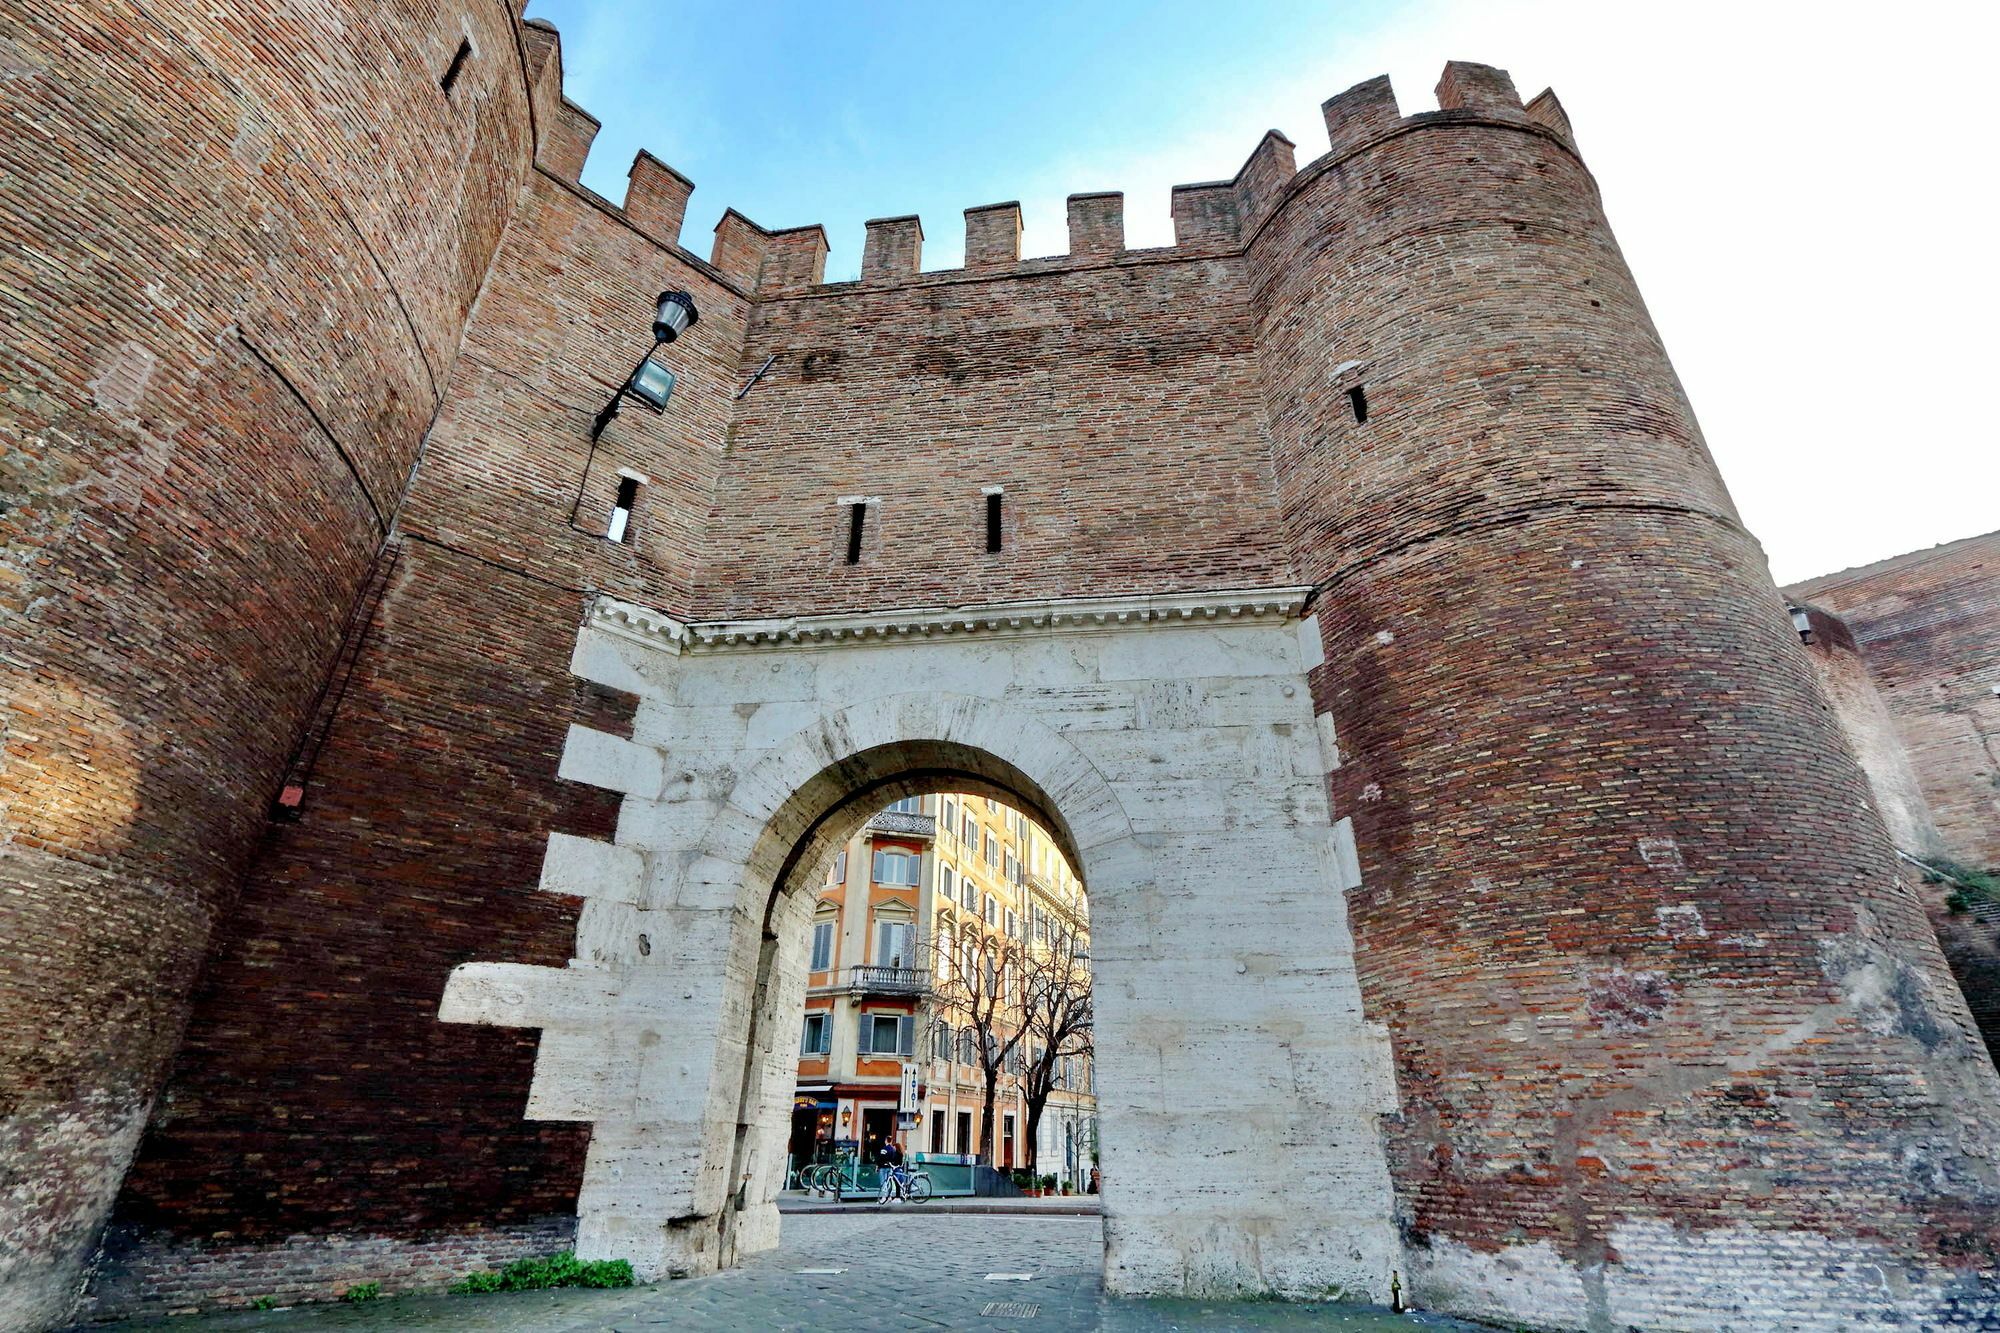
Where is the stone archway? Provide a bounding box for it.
[441,587,1403,1300]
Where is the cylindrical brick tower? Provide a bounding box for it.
[0,5,533,1324]
[1249,64,2000,1329]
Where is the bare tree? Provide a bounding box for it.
[1018,914,1092,1176]
[928,925,1028,1164]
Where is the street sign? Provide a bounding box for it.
[899,1062,920,1112]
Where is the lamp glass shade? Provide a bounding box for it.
[653,290,698,343]
[628,357,677,410]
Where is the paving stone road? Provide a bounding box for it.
[86,1214,1494,1332]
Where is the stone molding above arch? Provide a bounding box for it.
[588,584,1314,655]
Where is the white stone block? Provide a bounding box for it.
[1294,612,1326,670]
[559,724,665,799]
[525,1028,639,1120]
[1003,683,1140,731]
[437,960,619,1030]
[1097,624,1300,682]
[744,697,828,749]
[1315,711,1341,773]
[1330,816,1362,892]
[631,700,749,752]
[540,832,645,905]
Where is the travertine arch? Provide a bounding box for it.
[710,690,1133,912]
[700,697,1137,1269]
[444,589,1402,1298]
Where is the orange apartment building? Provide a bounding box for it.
[787,793,1095,1186]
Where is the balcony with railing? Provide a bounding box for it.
[846,965,930,997]
[866,809,936,839]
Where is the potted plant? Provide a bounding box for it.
[1040,1173,1058,1195]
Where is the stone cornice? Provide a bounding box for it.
[588,586,1313,654]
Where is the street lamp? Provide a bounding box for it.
[590,290,699,441]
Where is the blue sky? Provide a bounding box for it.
[524,0,1413,270]
[524,0,1999,582]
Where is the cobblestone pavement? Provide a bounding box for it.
[89,1214,1493,1332]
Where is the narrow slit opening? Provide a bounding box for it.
[1348,384,1368,424]
[607,475,640,543]
[985,492,1003,553]
[845,502,866,565]
[440,39,472,95]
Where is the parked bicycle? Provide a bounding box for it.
[799,1151,857,1198]
[875,1162,933,1204]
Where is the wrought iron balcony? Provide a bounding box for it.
[847,965,930,997]
[867,810,936,839]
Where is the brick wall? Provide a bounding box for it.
[80,1216,576,1320]
[94,34,759,1306]
[107,542,613,1249]
[1786,531,2000,869]
[1786,535,2000,1064]
[393,169,754,608]
[0,3,531,1323]
[1793,606,1946,857]
[696,243,1290,617]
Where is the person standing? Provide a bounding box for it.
[876,1136,907,1204]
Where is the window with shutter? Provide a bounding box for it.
[871,850,919,885]
[862,1013,902,1055]
[899,1014,915,1057]
[875,920,913,967]
[810,921,835,972]
[801,1012,831,1055]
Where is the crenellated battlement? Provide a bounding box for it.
[518,13,1580,299]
